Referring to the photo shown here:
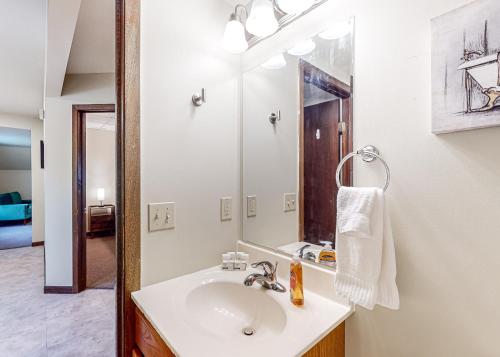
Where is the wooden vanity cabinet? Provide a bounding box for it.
[133,305,345,357]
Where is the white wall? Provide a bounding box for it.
[140,0,241,286]
[0,171,32,199]
[44,73,114,286]
[242,57,299,249]
[85,128,116,207]
[0,114,44,243]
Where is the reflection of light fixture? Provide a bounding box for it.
[319,20,352,40]
[222,6,248,54]
[276,0,314,14]
[246,0,279,37]
[287,39,316,56]
[261,53,287,69]
[97,188,105,207]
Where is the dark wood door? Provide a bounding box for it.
[303,100,341,245]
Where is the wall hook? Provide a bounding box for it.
[269,109,281,124]
[192,88,207,106]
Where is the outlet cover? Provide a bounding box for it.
[148,202,175,232]
[247,195,257,217]
[283,193,296,212]
[220,197,232,221]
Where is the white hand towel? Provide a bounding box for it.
[336,187,377,239]
[334,187,399,310]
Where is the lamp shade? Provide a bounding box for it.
[97,188,106,202]
[222,15,249,54]
[246,0,279,38]
[276,0,314,14]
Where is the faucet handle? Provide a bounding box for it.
[251,261,274,276]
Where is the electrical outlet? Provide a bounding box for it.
[220,197,232,221]
[247,195,256,217]
[284,193,296,212]
[148,202,175,232]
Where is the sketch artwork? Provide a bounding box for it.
[432,0,500,133]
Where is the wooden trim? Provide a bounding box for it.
[302,61,350,99]
[72,104,115,295]
[32,241,44,247]
[116,0,141,356]
[44,286,74,294]
[298,61,353,242]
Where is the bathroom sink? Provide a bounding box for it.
[132,266,352,357]
[185,281,287,338]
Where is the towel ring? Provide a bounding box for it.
[335,145,390,192]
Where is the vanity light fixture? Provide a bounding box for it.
[222,5,249,54]
[287,39,316,56]
[275,0,315,14]
[246,0,279,38]
[261,53,287,69]
[319,19,352,40]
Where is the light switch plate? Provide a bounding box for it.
[247,195,257,217]
[284,193,296,212]
[148,202,175,232]
[220,197,232,221]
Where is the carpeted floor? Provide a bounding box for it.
[86,235,116,290]
[0,224,32,250]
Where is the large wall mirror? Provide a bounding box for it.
[242,18,354,270]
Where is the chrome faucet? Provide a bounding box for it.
[243,261,286,293]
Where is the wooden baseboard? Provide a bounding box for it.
[32,241,44,247]
[44,286,75,294]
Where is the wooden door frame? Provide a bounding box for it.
[298,60,353,242]
[72,104,116,294]
[116,0,141,356]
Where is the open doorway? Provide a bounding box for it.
[299,60,353,246]
[0,127,33,250]
[72,104,116,293]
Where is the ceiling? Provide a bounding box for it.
[0,127,31,147]
[0,0,45,117]
[66,0,115,74]
[86,112,116,132]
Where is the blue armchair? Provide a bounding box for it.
[0,192,32,223]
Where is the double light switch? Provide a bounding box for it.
[148,202,175,232]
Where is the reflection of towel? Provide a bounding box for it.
[335,187,399,310]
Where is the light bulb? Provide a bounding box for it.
[287,39,316,56]
[246,0,279,37]
[261,54,287,69]
[276,0,314,14]
[319,20,352,40]
[222,15,248,54]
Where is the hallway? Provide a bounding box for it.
[0,246,115,356]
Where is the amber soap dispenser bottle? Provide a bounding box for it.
[290,253,304,306]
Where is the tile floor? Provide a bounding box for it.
[0,246,115,356]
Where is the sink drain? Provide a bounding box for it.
[242,327,255,336]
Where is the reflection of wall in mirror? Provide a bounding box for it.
[242,56,300,249]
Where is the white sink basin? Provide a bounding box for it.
[185,281,287,339]
[132,266,352,357]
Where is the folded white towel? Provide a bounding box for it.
[334,187,399,310]
[337,187,377,239]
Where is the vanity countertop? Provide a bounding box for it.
[132,265,353,357]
